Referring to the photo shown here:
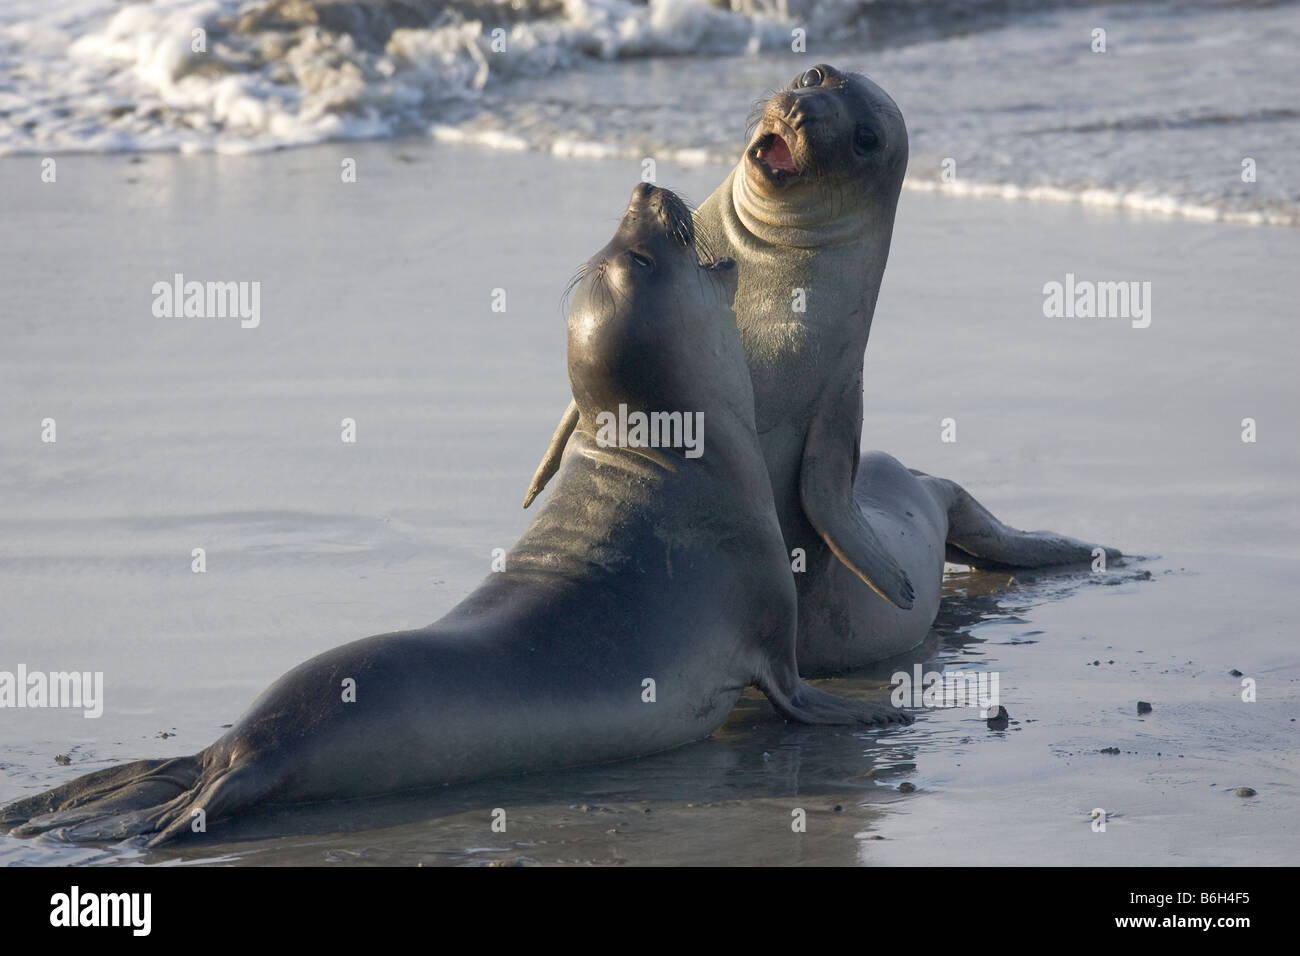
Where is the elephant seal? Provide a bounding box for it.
[3,184,905,847]
[524,66,1119,673]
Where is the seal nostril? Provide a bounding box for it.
[787,96,828,130]
[635,182,657,201]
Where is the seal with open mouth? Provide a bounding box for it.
[524,66,1118,673]
[2,184,906,848]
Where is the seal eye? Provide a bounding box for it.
[799,68,823,88]
[627,250,654,272]
[854,125,879,151]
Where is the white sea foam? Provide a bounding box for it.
[905,179,1299,228]
[3,0,1297,225]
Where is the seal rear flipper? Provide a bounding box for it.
[523,399,578,508]
[934,476,1122,569]
[4,755,201,839]
[800,410,915,609]
[759,673,912,726]
[143,763,276,846]
[5,753,275,846]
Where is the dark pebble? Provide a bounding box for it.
[1229,669,1243,677]
[898,782,916,793]
[1137,701,1153,714]
[1235,787,1257,798]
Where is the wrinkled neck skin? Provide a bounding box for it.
[731,165,874,250]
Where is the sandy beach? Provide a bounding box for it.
[0,140,1295,865]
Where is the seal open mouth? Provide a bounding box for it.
[751,131,799,183]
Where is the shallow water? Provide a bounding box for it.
[3,557,1291,867]
[0,142,1296,865]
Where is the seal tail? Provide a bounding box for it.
[3,752,273,846]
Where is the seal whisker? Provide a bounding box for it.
[745,91,780,141]
[592,266,620,316]
[654,184,696,251]
[693,230,716,267]
[559,263,588,314]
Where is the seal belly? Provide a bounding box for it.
[794,452,947,672]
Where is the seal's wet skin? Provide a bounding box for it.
[525,65,1118,673]
[1,184,905,848]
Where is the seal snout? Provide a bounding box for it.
[779,88,833,132]
[625,182,694,248]
[749,85,840,181]
[749,94,808,184]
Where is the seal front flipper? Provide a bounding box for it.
[799,396,915,610]
[522,398,578,508]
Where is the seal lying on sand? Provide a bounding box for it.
[524,65,1119,673]
[2,184,904,848]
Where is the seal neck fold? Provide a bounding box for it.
[732,168,867,249]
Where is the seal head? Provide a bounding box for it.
[567,183,740,430]
[739,64,909,244]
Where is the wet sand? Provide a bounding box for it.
[0,142,1295,865]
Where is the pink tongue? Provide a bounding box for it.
[766,136,797,173]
